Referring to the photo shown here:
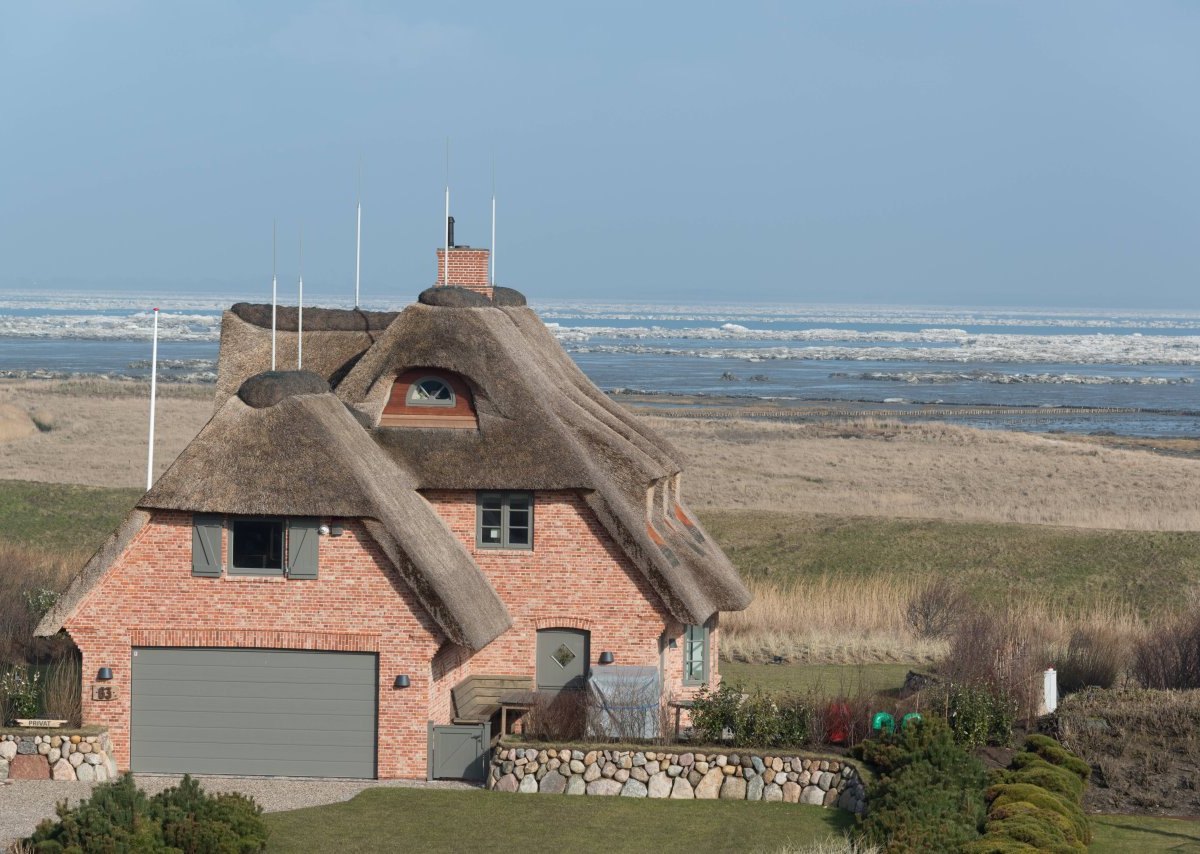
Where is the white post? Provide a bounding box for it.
[145,308,159,491]
[1042,667,1058,715]
[271,221,277,371]
[491,176,496,287]
[297,229,304,370]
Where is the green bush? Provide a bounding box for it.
[962,735,1091,854]
[689,683,810,748]
[28,773,267,854]
[940,683,1016,749]
[853,717,988,853]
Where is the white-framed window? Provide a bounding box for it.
[476,491,533,550]
[683,622,709,686]
[406,376,455,406]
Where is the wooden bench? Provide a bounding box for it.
[451,675,535,735]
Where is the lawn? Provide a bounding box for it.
[0,479,141,554]
[699,509,1200,615]
[1089,813,1200,853]
[262,787,854,854]
[721,662,913,697]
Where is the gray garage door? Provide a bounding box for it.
[131,648,377,778]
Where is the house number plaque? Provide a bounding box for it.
[92,686,114,701]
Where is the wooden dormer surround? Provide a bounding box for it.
[380,368,480,430]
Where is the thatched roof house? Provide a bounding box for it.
[37,243,750,782]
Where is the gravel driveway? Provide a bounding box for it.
[0,775,475,849]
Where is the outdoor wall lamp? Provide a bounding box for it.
[96,667,113,681]
[598,651,615,665]
[394,675,411,689]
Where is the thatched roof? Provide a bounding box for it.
[44,289,750,645]
[37,373,511,649]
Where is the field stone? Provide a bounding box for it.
[50,736,62,748]
[648,771,671,798]
[601,761,617,779]
[620,779,648,798]
[722,765,735,776]
[614,768,630,783]
[747,775,764,801]
[678,752,694,767]
[818,771,835,790]
[783,781,801,803]
[771,757,784,772]
[764,783,784,803]
[797,770,810,786]
[800,785,824,805]
[572,750,584,761]
[632,754,646,767]
[583,763,601,783]
[719,776,747,800]
[584,751,598,766]
[50,758,75,781]
[823,788,839,807]
[763,768,775,784]
[69,736,81,745]
[687,770,702,788]
[569,759,585,774]
[518,774,538,793]
[666,764,683,778]
[48,748,60,764]
[587,779,622,796]
[16,740,36,755]
[0,742,16,761]
[669,776,694,799]
[78,743,92,754]
[620,756,632,770]
[631,767,649,783]
[37,742,51,755]
[539,772,567,794]
[558,749,571,763]
[68,752,84,768]
[566,775,587,796]
[74,761,97,782]
[495,773,518,792]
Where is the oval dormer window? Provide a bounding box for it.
[407,376,455,407]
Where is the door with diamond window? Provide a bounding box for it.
[536,629,590,692]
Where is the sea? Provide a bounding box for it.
[1,292,1198,438]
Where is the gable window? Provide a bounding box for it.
[230,518,285,574]
[407,376,455,406]
[683,622,709,686]
[477,492,533,550]
[192,515,320,579]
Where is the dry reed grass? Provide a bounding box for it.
[0,541,83,664]
[656,416,1200,531]
[721,575,1146,668]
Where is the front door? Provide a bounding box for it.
[536,628,589,692]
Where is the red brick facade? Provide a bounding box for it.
[65,492,720,779]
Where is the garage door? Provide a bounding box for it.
[131,648,377,778]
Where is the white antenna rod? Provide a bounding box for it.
[355,161,362,307]
[490,156,496,287]
[443,137,450,286]
[271,220,277,371]
[145,307,159,491]
[297,228,304,370]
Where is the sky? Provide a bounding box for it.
[1,1,1198,308]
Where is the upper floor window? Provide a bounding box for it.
[477,491,533,550]
[407,376,455,407]
[231,518,284,573]
[191,514,319,579]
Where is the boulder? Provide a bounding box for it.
[583,763,602,783]
[0,741,16,761]
[518,774,538,793]
[569,760,585,774]
[694,768,725,799]
[782,781,802,803]
[719,776,747,800]
[648,772,671,798]
[68,752,84,768]
[746,774,764,801]
[669,776,694,799]
[763,783,783,802]
[586,779,622,796]
[539,772,567,794]
[495,773,518,793]
[74,762,96,782]
[620,779,648,798]
[566,775,587,796]
[800,785,824,805]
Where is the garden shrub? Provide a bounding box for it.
[1055,627,1125,694]
[962,735,1091,854]
[28,773,267,853]
[853,717,988,853]
[936,683,1016,748]
[690,683,811,748]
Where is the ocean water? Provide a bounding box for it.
[1,293,1197,436]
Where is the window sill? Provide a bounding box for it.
[222,574,287,583]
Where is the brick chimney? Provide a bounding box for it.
[435,216,492,299]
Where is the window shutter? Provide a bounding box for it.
[287,518,320,579]
[191,514,223,577]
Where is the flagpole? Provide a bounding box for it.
[297,228,304,370]
[146,308,159,491]
[490,156,496,288]
[443,137,450,285]
[355,161,362,307]
[271,220,277,371]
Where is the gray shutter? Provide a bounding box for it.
[191,514,223,577]
[287,518,320,579]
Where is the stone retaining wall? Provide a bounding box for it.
[489,745,867,813]
[0,731,118,782]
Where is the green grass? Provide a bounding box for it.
[1089,814,1200,852]
[0,479,141,554]
[721,663,913,697]
[263,787,854,854]
[699,509,1200,615]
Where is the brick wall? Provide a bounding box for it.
[435,247,491,298]
[65,513,443,779]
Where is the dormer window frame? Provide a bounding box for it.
[406,376,457,407]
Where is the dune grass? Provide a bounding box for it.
[262,787,854,854]
[0,479,140,554]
